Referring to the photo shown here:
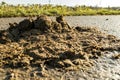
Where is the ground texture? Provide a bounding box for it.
[0,16,120,80]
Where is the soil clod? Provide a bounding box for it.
[0,15,120,79]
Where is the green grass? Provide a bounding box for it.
[0,3,120,17]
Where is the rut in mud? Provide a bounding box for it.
[0,15,120,73]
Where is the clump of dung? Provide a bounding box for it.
[0,15,120,72]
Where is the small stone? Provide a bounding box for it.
[112,54,120,59]
[63,59,75,67]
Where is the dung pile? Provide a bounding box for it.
[0,15,120,71]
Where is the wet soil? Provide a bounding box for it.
[0,16,120,80]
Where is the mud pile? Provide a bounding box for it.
[0,15,120,72]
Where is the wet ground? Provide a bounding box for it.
[1,15,120,37]
[0,16,120,80]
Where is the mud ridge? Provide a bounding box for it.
[0,15,120,79]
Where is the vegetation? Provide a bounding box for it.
[0,2,120,17]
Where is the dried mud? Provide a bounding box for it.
[0,15,120,80]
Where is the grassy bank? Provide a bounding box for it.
[0,3,120,17]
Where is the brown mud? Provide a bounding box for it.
[0,15,120,80]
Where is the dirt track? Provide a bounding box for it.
[0,17,120,80]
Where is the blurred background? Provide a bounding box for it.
[0,0,120,7]
[0,0,120,17]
